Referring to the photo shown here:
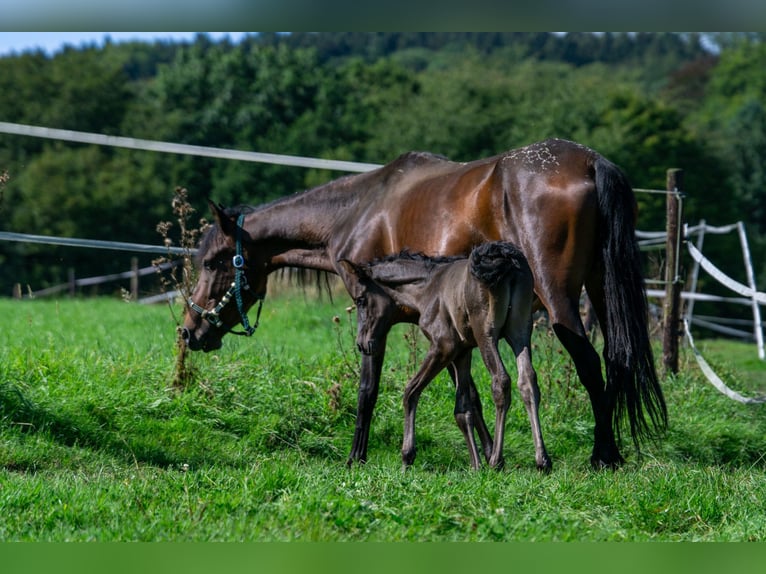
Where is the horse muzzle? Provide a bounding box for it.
[180,326,222,352]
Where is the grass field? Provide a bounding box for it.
[1,292,766,542]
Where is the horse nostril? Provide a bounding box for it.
[180,327,191,342]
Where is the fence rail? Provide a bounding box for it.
[11,259,178,300]
[2,121,763,401]
[0,121,382,173]
[0,230,192,255]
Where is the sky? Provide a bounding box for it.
[0,32,249,58]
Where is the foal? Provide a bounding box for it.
[340,241,551,471]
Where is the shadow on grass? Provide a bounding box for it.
[664,425,766,469]
[6,378,764,474]
[1,381,298,472]
[1,381,182,471]
[1,380,352,472]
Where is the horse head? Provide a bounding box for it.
[181,201,267,352]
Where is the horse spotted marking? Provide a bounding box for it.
[503,141,560,173]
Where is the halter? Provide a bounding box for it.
[187,214,263,337]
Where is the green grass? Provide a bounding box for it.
[1,294,766,541]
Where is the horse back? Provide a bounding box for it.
[340,139,598,260]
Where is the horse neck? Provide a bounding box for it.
[242,178,360,270]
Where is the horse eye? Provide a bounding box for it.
[355,297,367,308]
[204,258,231,272]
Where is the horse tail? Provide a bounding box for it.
[594,156,668,448]
[469,240,531,287]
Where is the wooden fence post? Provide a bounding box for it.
[662,168,684,375]
[131,257,139,301]
[68,268,76,297]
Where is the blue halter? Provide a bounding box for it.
[187,214,262,336]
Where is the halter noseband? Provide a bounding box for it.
[188,213,263,337]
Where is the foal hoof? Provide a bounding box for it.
[488,455,505,471]
[537,458,553,474]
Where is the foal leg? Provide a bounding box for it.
[401,348,451,469]
[449,350,488,470]
[347,340,387,467]
[449,351,494,464]
[505,330,551,472]
[475,338,511,470]
[505,280,551,472]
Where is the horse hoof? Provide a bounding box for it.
[346,453,367,468]
[590,456,624,471]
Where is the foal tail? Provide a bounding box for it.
[469,241,530,287]
[594,156,668,448]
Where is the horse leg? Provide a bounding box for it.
[475,338,511,470]
[401,347,450,469]
[549,299,624,469]
[448,351,494,464]
[582,278,626,469]
[346,338,387,467]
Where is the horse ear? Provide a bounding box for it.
[207,199,237,237]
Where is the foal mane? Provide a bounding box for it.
[368,249,465,270]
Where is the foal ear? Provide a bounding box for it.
[207,199,238,238]
[337,258,366,278]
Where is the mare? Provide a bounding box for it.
[181,138,667,469]
[339,241,550,471]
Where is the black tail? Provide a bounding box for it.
[594,156,668,448]
[469,241,530,287]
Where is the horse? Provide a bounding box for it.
[339,241,550,471]
[181,137,667,470]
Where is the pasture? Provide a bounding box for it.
[1,293,766,541]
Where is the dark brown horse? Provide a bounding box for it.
[340,241,549,471]
[181,138,667,469]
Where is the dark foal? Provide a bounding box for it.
[341,241,551,471]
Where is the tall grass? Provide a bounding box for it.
[1,294,766,541]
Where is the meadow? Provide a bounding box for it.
[1,291,766,542]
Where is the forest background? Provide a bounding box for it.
[0,32,764,328]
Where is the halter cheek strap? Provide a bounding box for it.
[187,213,263,337]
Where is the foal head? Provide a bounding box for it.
[339,252,461,356]
[337,259,412,356]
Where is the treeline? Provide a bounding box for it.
[257,32,711,69]
[0,32,764,304]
